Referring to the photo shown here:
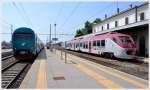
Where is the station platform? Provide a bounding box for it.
[20,49,148,89]
[1,49,12,53]
[135,56,149,63]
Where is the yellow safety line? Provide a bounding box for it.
[36,60,47,88]
[76,57,148,88]
[57,50,147,88]
[74,64,122,88]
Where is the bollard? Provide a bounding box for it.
[65,51,67,63]
[61,48,63,60]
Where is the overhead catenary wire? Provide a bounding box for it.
[39,34,74,36]
[70,2,114,31]
[12,2,31,28]
[0,19,11,26]
[0,18,17,35]
[58,2,81,31]
[54,3,64,24]
[0,21,11,29]
[0,33,74,36]
[19,3,34,29]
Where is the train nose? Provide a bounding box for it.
[126,49,136,55]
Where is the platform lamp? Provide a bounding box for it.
[49,24,51,51]
[54,23,56,52]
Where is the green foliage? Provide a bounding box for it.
[85,21,92,34]
[75,18,102,37]
[75,29,83,37]
[93,18,102,24]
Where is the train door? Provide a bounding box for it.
[89,41,91,53]
[139,36,145,56]
[74,43,75,50]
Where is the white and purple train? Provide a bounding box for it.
[65,33,136,59]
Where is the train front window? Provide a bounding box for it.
[112,37,117,43]
[119,36,131,43]
[14,33,32,40]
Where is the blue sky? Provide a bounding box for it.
[1,1,145,44]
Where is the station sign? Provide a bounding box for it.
[52,38,58,41]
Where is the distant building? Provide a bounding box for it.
[92,3,149,57]
[1,41,11,49]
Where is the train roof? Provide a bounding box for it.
[92,33,129,40]
[13,27,35,34]
[67,32,131,42]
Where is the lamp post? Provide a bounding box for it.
[54,23,56,52]
[49,24,51,51]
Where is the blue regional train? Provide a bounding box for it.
[12,27,44,60]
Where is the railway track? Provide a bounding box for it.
[2,55,32,88]
[57,48,148,80]
[2,61,29,88]
[2,55,14,61]
[2,51,13,58]
[2,56,18,71]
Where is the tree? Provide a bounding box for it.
[93,18,102,24]
[84,21,92,34]
[74,18,102,37]
[75,29,83,37]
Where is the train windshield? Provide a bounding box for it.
[119,36,132,43]
[14,33,32,40]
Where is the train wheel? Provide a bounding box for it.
[104,53,109,58]
[110,53,113,58]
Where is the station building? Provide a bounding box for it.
[92,3,149,57]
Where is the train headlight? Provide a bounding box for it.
[20,51,26,54]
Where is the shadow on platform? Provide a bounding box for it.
[36,49,47,60]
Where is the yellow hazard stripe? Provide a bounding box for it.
[36,60,47,88]
[74,64,122,88]
[77,57,148,88]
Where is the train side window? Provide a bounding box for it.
[83,42,85,48]
[86,43,88,49]
[93,41,96,46]
[101,40,105,47]
[87,42,88,48]
[80,42,82,47]
[97,40,100,46]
